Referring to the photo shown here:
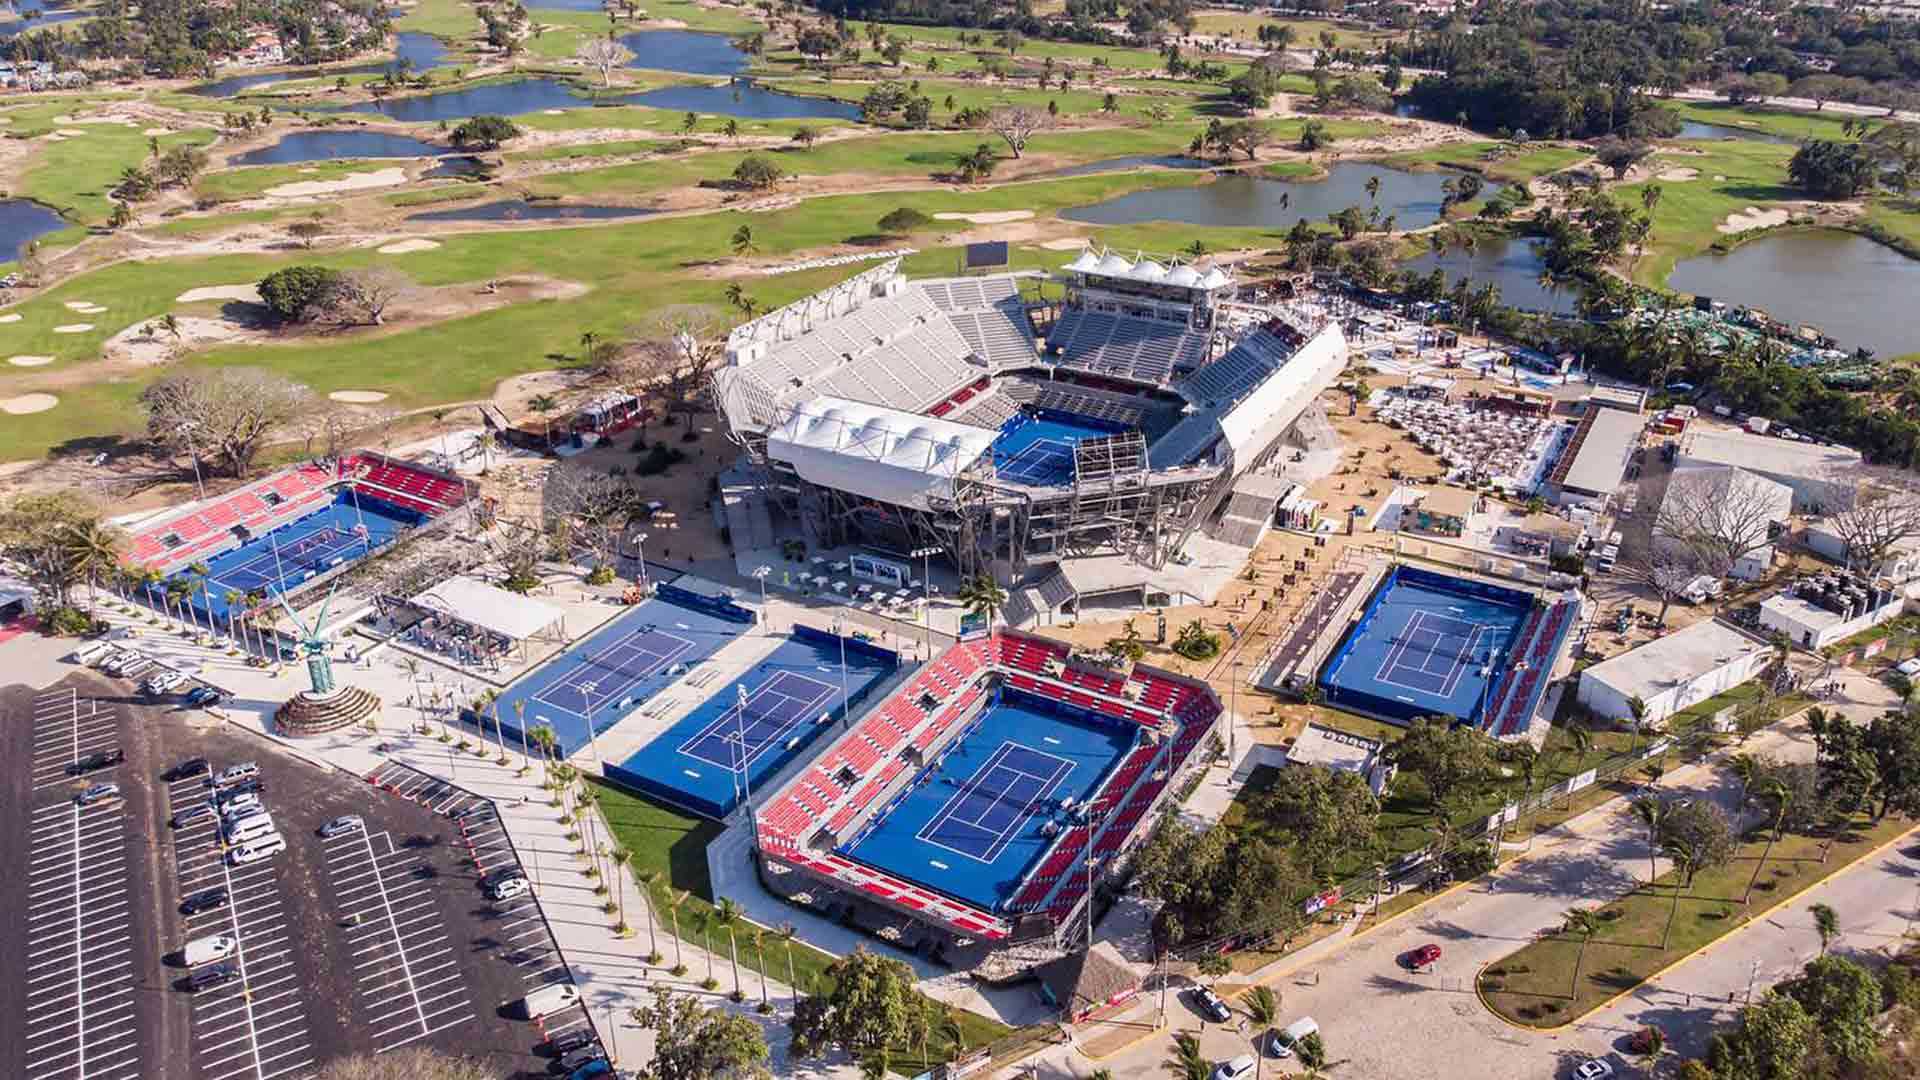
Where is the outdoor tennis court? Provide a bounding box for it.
[488,598,745,759]
[991,411,1125,486]
[842,688,1136,912]
[1318,566,1530,726]
[156,493,414,622]
[608,629,898,818]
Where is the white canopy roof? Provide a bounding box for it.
[767,396,997,510]
[410,576,565,641]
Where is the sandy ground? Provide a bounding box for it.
[1039,237,1091,250]
[263,167,409,198]
[1,392,57,414]
[6,355,51,366]
[1656,167,1699,181]
[0,314,20,323]
[1718,206,1792,233]
[932,210,1034,224]
[328,390,390,403]
[377,238,441,254]
[176,284,262,304]
[103,315,265,366]
[51,323,92,333]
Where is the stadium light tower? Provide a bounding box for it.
[751,565,771,629]
[734,683,763,854]
[909,546,940,651]
[180,421,207,500]
[634,532,651,592]
[580,679,606,772]
[830,618,849,729]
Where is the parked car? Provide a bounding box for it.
[479,865,526,889]
[144,670,187,694]
[565,1060,611,1080]
[75,782,120,807]
[1270,1018,1320,1059]
[542,1030,599,1058]
[163,756,210,781]
[183,961,240,993]
[1405,943,1443,969]
[171,804,214,829]
[226,832,286,866]
[217,792,263,819]
[1189,986,1232,1023]
[182,934,238,966]
[180,887,230,916]
[68,749,125,776]
[1210,1054,1256,1080]
[317,815,364,839]
[1573,1060,1615,1080]
[215,780,266,806]
[184,686,225,707]
[518,982,581,1021]
[486,875,531,902]
[210,762,259,787]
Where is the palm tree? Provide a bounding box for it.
[1365,174,1381,204]
[751,927,770,1009]
[1746,778,1791,903]
[1809,902,1839,954]
[527,394,559,447]
[62,520,124,618]
[187,561,214,633]
[529,724,558,784]
[513,700,531,769]
[222,590,244,645]
[609,847,634,934]
[731,224,756,256]
[633,867,660,961]
[955,573,1007,640]
[666,889,690,974]
[697,907,718,987]
[938,1007,967,1062]
[714,898,744,1000]
[1729,752,1762,813]
[860,1054,890,1080]
[778,922,800,1000]
[1561,907,1601,1000]
[1164,1032,1209,1080]
[1631,797,1665,889]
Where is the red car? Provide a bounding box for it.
[1407,944,1442,968]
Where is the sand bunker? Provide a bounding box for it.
[932,210,1035,225]
[543,109,566,115]
[1040,238,1089,251]
[1656,167,1699,181]
[328,390,390,403]
[62,300,104,312]
[7,355,51,367]
[377,238,441,255]
[263,167,408,198]
[42,133,65,142]
[0,314,20,324]
[1718,206,1792,234]
[176,284,262,304]
[1,393,57,414]
[52,324,93,334]
[104,314,255,366]
[54,128,86,137]
[143,127,171,136]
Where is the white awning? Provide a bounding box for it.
[410,576,564,641]
[767,396,996,510]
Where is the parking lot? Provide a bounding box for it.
[29,685,121,791]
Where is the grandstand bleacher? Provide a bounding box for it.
[1176,324,1298,405]
[127,463,336,573]
[1046,309,1208,387]
[341,454,469,518]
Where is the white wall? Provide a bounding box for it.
[1577,648,1770,725]
[1761,596,1905,650]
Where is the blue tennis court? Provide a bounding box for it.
[150,491,417,623]
[992,409,1126,486]
[487,596,747,759]
[842,688,1136,912]
[607,627,898,818]
[1318,566,1531,725]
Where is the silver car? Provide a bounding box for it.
[76,782,120,806]
[317,815,364,839]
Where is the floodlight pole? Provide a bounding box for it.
[581,679,605,773]
[736,683,762,853]
[635,531,650,593]
[832,618,850,729]
[752,565,771,631]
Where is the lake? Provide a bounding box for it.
[230,129,449,165]
[0,0,81,38]
[1061,163,1494,232]
[339,75,858,122]
[622,30,749,75]
[1401,235,1582,316]
[1668,229,1920,357]
[405,199,657,222]
[0,199,66,261]
[1045,155,1211,179]
[189,32,449,96]
[1675,120,1794,145]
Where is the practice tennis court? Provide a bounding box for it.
[680,669,840,772]
[532,626,697,718]
[608,628,898,818]
[1318,566,1530,726]
[842,688,1135,911]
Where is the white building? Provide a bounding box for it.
[1285,722,1395,796]
[1577,619,1773,726]
[1760,588,1905,650]
[1803,519,1920,583]
[1660,462,1795,581]
[1678,428,1861,511]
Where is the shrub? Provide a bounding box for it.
[44,606,95,636]
[635,442,687,476]
[450,114,521,150]
[732,154,784,190]
[257,265,344,323]
[877,207,934,234]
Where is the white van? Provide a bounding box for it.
[518,982,581,1021]
[223,813,276,845]
[73,641,112,665]
[226,832,285,866]
[1270,1017,1320,1059]
[182,934,238,966]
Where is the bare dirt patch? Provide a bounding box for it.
[1,392,57,414]
[263,167,409,198]
[176,284,262,304]
[932,210,1035,224]
[1718,206,1792,234]
[377,238,441,254]
[1040,237,1091,251]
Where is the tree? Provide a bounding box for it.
[1592,135,1654,180]
[795,27,840,65]
[1297,1031,1328,1070]
[449,114,521,150]
[577,34,633,86]
[154,145,209,187]
[1660,800,1738,889]
[1865,707,1920,821]
[877,207,933,235]
[629,986,772,1080]
[257,265,345,323]
[315,1047,499,1080]
[0,491,111,613]
[287,215,327,249]
[732,155,785,189]
[956,573,1006,635]
[1620,536,1703,629]
[1815,471,1920,574]
[986,105,1046,158]
[1387,718,1498,812]
[1808,902,1840,955]
[1250,765,1379,877]
[333,268,411,326]
[1655,465,1785,579]
[730,224,756,255]
[138,368,315,479]
[1788,139,1881,198]
[1298,118,1331,151]
[1708,991,1815,1080]
[1780,954,1880,1065]
[1244,985,1278,1029]
[789,946,918,1059]
[1560,907,1602,999]
[1222,120,1270,161]
[1164,1032,1209,1080]
[790,126,819,150]
[955,144,998,183]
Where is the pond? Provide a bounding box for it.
[621,30,749,75]
[405,199,657,223]
[1675,120,1795,145]
[0,0,82,38]
[1061,163,1495,232]
[0,199,66,261]
[189,32,449,96]
[1401,235,1582,317]
[1045,155,1211,179]
[230,129,450,165]
[1668,229,1920,357]
[626,80,862,121]
[337,75,858,122]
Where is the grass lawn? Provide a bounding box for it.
[194,159,414,202]
[791,76,1231,122]
[147,206,334,237]
[1187,12,1407,50]
[1863,196,1920,250]
[591,781,1010,1072]
[396,0,482,39]
[1661,100,1879,144]
[1379,141,1589,184]
[6,101,218,226]
[1480,812,1912,1027]
[1612,139,1801,287]
[506,138,677,162]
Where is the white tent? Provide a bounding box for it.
[410,576,565,643]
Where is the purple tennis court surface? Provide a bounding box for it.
[531,626,696,717]
[679,670,838,772]
[917,741,1074,864]
[1373,610,1493,698]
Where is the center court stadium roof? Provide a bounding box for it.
[767,396,999,510]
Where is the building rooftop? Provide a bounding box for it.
[1582,619,1770,700]
[1587,383,1648,413]
[1682,427,1861,481]
[1666,461,1795,525]
[1759,591,1848,631]
[1519,512,1584,538]
[1286,722,1384,774]
[1421,485,1478,519]
[1560,406,1645,496]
